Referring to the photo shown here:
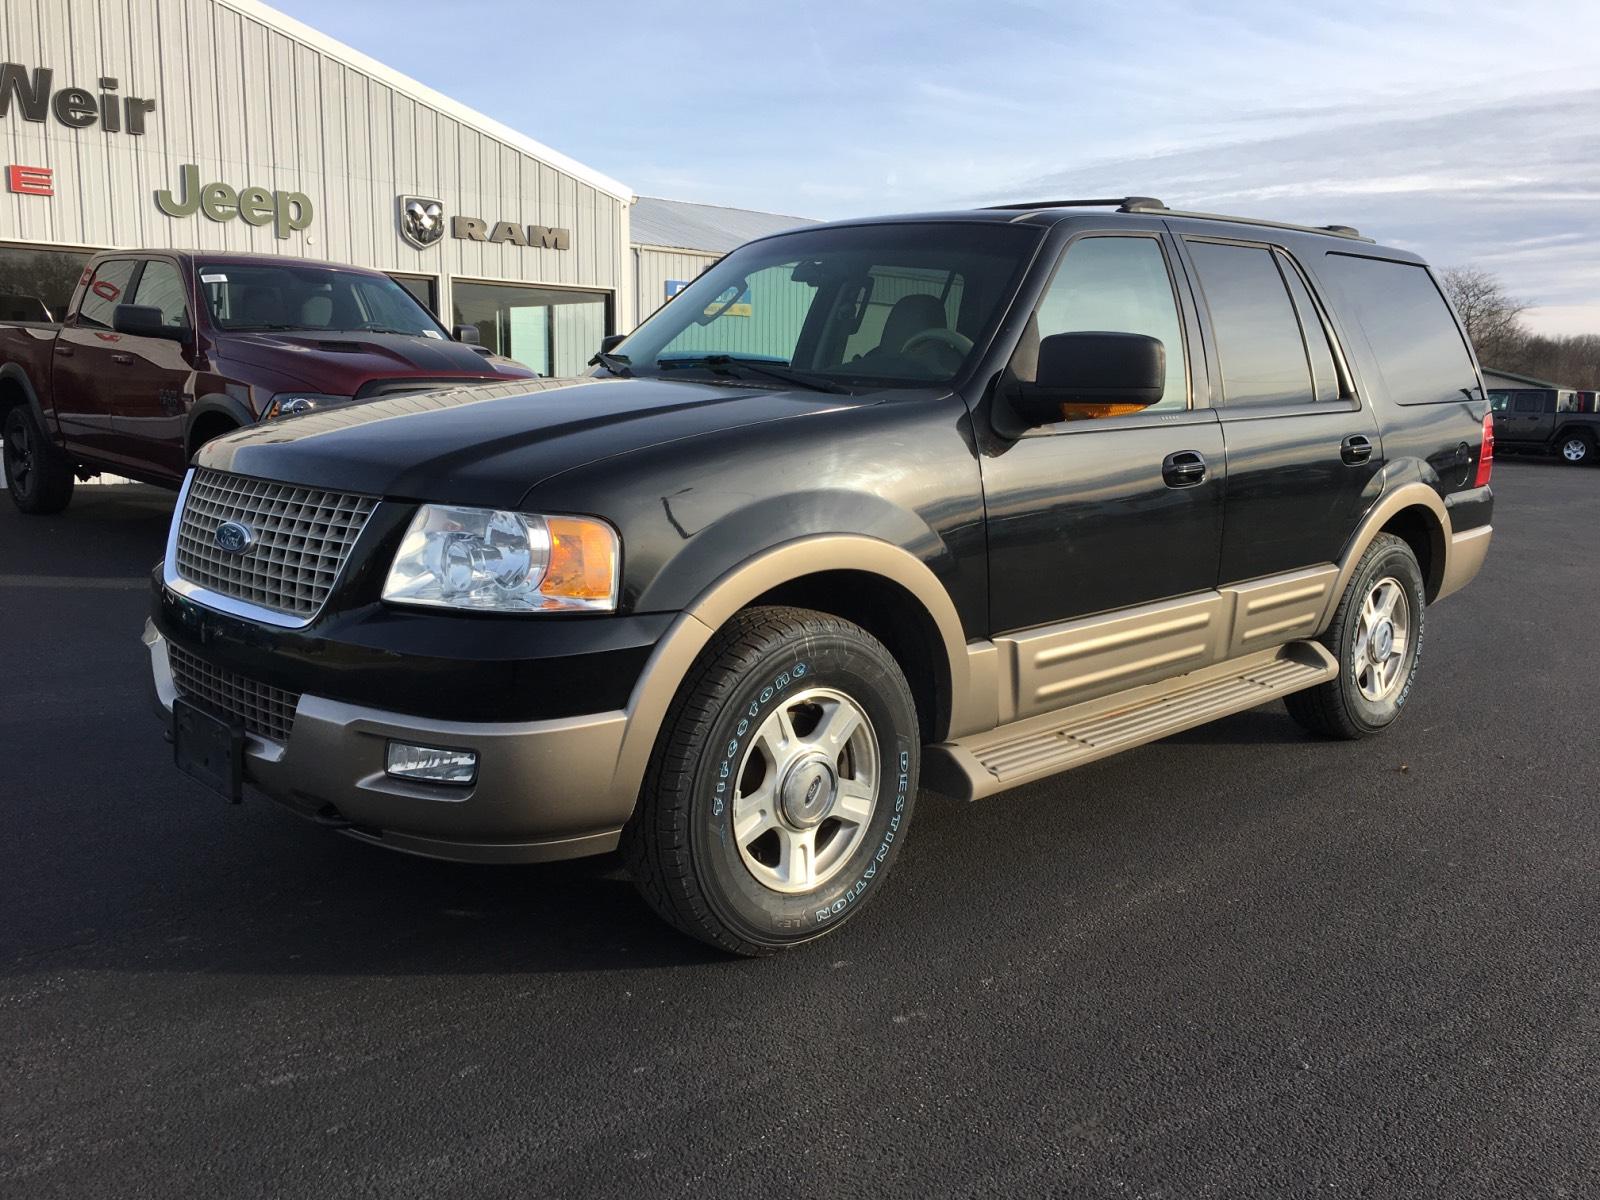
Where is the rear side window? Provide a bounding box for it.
[1320,254,1479,405]
[1186,241,1314,407]
[1514,393,1545,413]
[75,259,138,330]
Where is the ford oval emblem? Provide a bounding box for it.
[214,521,254,554]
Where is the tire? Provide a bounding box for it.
[623,606,920,956]
[1558,432,1592,465]
[3,405,74,515]
[1286,533,1426,740]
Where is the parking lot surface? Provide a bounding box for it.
[3,460,1597,1199]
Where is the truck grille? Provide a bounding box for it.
[168,642,301,743]
[174,469,378,619]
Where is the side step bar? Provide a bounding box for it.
[923,640,1338,801]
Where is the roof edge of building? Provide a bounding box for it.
[1483,367,1566,389]
[223,0,635,204]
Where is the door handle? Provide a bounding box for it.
[54,344,74,357]
[1341,434,1374,465]
[111,353,135,365]
[1162,450,1207,488]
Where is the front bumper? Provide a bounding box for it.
[144,619,631,863]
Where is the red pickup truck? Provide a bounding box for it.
[1,249,535,513]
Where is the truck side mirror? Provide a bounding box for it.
[1010,331,1165,427]
[598,333,626,354]
[113,304,188,342]
[451,323,480,344]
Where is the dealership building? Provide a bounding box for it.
[0,0,808,377]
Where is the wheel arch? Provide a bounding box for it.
[186,394,253,459]
[603,536,976,818]
[0,363,49,429]
[1329,483,1449,612]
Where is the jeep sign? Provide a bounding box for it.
[157,164,313,240]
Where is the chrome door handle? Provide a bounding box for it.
[1341,434,1374,465]
[111,353,135,365]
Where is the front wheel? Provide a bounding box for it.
[1559,433,1592,465]
[3,405,75,514]
[1286,533,1426,740]
[624,606,920,956]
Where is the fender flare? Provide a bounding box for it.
[600,535,975,818]
[1325,482,1450,619]
[185,394,254,457]
[0,361,51,430]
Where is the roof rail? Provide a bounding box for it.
[980,196,1371,242]
[981,196,1166,212]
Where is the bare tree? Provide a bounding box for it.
[1440,266,1527,367]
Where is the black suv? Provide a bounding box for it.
[144,197,1494,955]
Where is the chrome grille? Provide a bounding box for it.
[174,469,377,619]
[168,642,300,743]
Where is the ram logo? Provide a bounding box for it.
[399,195,445,249]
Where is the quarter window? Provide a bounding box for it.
[75,259,138,330]
[1031,235,1188,414]
[1187,241,1315,407]
[131,260,189,329]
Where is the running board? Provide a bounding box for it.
[923,640,1338,801]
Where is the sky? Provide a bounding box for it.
[273,0,1600,336]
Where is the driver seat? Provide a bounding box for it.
[876,293,947,354]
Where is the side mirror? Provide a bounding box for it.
[598,333,626,354]
[112,304,188,341]
[451,323,480,344]
[1010,331,1165,427]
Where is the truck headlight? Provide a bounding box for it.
[382,505,619,613]
[262,393,354,420]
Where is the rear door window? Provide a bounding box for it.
[1319,254,1480,405]
[1186,241,1315,407]
[1514,393,1545,413]
[74,259,138,330]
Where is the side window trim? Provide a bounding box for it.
[1020,228,1198,435]
[1272,248,1356,403]
[1177,233,1362,421]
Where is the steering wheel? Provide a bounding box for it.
[900,327,974,371]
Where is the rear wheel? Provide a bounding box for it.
[1559,433,1592,465]
[3,405,74,514]
[624,606,920,956]
[1286,533,1426,740]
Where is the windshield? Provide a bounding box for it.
[614,222,1042,390]
[198,263,447,337]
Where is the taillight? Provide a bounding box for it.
[1474,411,1494,487]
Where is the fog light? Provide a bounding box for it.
[386,742,478,785]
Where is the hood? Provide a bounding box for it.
[201,375,861,507]
[217,330,534,393]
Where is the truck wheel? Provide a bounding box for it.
[624,606,920,956]
[1286,533,1426,740]
[1559,433,1592,465]
[3,406,75,515]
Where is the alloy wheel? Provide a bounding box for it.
[1562,437,1588,463]
[4,418,32,494]
[1352,576,1411,703]
[730,686,879,894]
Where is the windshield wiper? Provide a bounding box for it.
[656,355,850,394]
[589,349,633,377]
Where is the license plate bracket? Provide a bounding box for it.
[173,697,243,804]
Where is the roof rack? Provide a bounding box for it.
[981,196,1371,242]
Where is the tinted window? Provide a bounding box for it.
[75,259,138,330]
[1276,252,1341,403]
[0,244,93,322]
[1187,241,1313,406]
[1320,254,1479,405]
[1514,393,1545,413]
[131,260,189,329]
[1488,391,1511,413]
[1033,235,1187,413]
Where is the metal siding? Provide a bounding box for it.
[634,247,719,328]
[0,0,626,305]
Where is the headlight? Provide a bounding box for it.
[261,393,354,420]
[382,504,619,613]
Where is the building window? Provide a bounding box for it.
[0,244,96,323]
[388,273,438,316]
[451,280,609,376]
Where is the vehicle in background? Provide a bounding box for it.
[142,197,1494,954]
[1,250,537,513]
[1488,386,1600,465]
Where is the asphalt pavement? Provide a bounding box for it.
[2,460,1597,1199]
